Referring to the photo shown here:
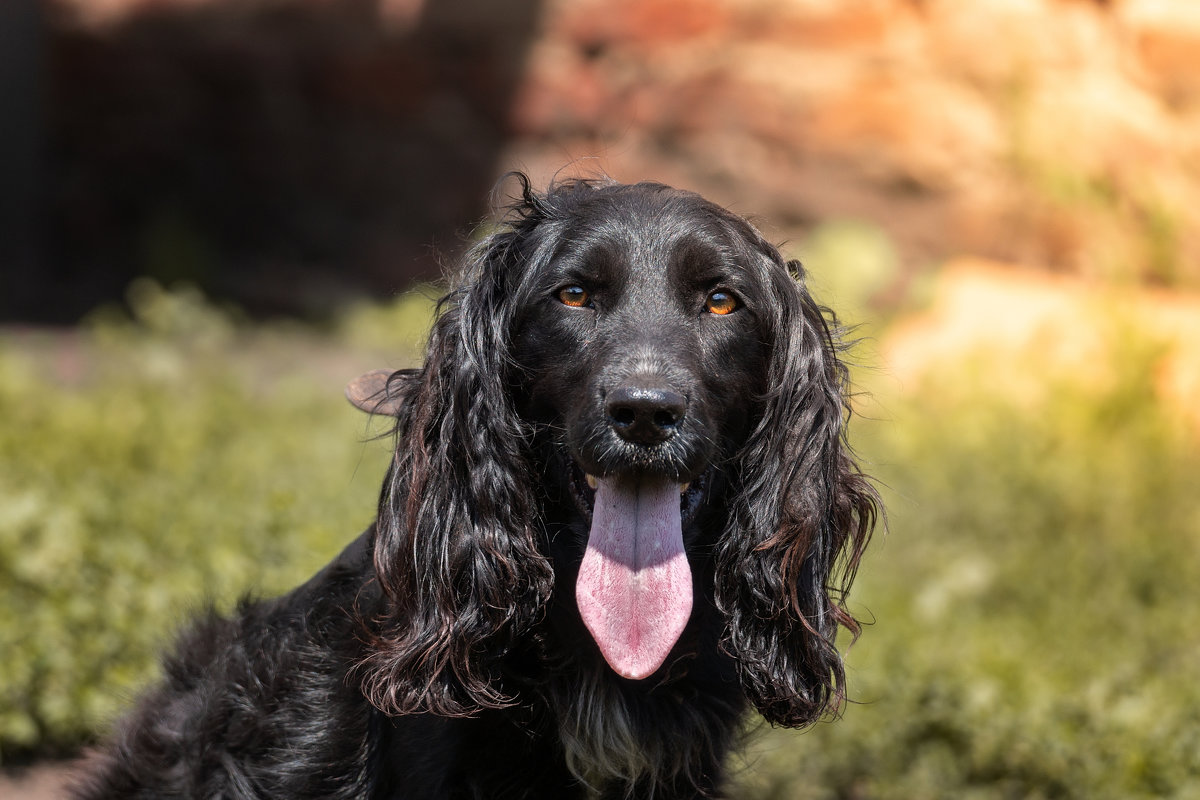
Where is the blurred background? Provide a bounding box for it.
[2,0,1199,796]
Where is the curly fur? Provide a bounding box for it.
[75,175,878,800]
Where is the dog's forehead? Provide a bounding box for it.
[579,185,729,232]
[564,189,756,271]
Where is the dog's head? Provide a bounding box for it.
[352,175,877,727]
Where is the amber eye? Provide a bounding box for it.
[557,285,591,308]
[705,290,739,315]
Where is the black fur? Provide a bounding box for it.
[75,176,878,799]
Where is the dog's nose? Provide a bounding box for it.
[606,386,687,445]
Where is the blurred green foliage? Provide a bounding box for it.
[735,327,1200,799]
[799,221,902,329]
[3,278,1198,798]
[0,282,420,760]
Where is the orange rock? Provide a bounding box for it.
[884,259,1200,436]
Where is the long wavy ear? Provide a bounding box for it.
[359,175,556,717]
[715,253,879,729]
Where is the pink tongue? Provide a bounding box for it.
[575,476,692,679]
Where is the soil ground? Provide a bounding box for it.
[1,761,82,799]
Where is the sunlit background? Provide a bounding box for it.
[2,0,1199,796]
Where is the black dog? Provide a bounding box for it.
[76,176,878,799]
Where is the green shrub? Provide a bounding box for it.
[0,283,418,760]
[733,326,1200,799]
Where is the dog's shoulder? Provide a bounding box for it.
[275,526,379,621]
[74,531,381,800]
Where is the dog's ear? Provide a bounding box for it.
[345,369,407,417]
[359,175,555,718]
[715,254,878,729]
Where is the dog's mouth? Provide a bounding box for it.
[567,463,708,525]
[568,462,709,681]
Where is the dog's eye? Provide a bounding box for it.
[704,290,739,315]
[557,285,591,308]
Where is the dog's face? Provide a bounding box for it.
[512,189,769,483]
[356,178,875,726]
[508,187,776,678]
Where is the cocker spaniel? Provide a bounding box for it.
[76,175,878,799]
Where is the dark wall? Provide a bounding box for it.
[5,0,542,322]
[1,0,44,317]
